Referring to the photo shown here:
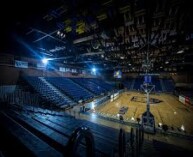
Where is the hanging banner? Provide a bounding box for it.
[15,60,28,68]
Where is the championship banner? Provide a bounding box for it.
[15,60,28,68]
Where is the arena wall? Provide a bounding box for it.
[0,65,95,85]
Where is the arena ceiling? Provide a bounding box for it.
[1,0,193,72]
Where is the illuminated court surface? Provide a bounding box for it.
[94,91,193,134]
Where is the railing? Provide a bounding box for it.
[118,127,144,157]
[65,126,95,157]
[0,87,39,106]
[119,128,126,157]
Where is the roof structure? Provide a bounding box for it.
[1,0,193,72]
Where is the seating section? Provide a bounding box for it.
[46,77,94,102]
[126,77,175,92]
[1,108,119,157]
[87,78,114,91]
[23,76,115,106]
[133,77,143,90]
[71,78,108,95]
[151,77,162,92]
[24,76,74,108]
[0,112,62,157]
[123,78,133,90]
[162,78,175,92]
[1,105,193,157]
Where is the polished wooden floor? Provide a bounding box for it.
[94,91,193,134]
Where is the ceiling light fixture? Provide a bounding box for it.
[177,50,184,54]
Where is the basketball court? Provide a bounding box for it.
[94,91,193,134]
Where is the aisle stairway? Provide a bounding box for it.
[24,76,75,109]
[46,77,94,102]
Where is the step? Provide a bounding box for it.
[33,114,115,156]
[0,112,63,157]
[6,110,68,152]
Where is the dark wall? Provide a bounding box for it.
[171,73,193,83]
[0,65,20,85]
[0,65,95,85]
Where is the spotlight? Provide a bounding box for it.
[177,50,184,54]
[131,117,135,121]
[91,102,95,109]
[42,58,48,64]
[92,68,96,72]
[181,125,185,131]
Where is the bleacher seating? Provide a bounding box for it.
[71,78,107,95]
[133,77,143,90]
[87,78,114,91]
[1,108,119,157]
[0,112,63,157]
[24,76,74,108]
[46,77,94,102]
[1,105,193,157]
[123,78,133,90]
[162,78,175,92]
[151,77,162,92]
[126,76,175,92]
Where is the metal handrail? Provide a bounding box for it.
[119,128,126,157]
[65,126,95,157]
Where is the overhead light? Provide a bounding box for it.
[181,125,185,131]
[120,56,125,59]
[160,66,163,68]
[92,68,96,72]
[177,50,184,54]
[42,58,48,64]
[131,117,135,121]
[165,61,169,64]
[128,63,131,66]
[57,30,65,38]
